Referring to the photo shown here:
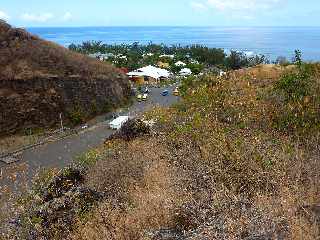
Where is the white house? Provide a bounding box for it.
[190,59,199,64]
[180,68,192,76]
[159,54,175,59]
[219,70,227,77]
[88,52,114,61]
[143,53,154,57]
[127,65,171,80]
[175,61,187,67]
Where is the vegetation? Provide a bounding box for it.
[2,52,320,239]
[273,50,320,132]
[69,41,269,72]
[68,105,87,126]
[0,22,131,136]
[0,24,120,80]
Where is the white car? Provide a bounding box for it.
[109,116,129,130]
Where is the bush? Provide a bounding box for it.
[187,63,204,75]
[273,50,320,133]
[225,51,248,70]
[109,118,151,141]
[275,50,310,102]
[68,105,86,126]
[76,149,101,168]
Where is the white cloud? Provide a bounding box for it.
[0,10,10,21]
[190,1,207,11]
[62,12,72,21]
[21,13,54,22]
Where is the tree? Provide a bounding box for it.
[187,63,204,75]
[275,56,289,66]
[225,51,247,70]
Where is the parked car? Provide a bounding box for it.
[142,94,148,101]
[109,116,129,130]
[161,90,169,96]
[173,87,179,96]
[137,94,142,101]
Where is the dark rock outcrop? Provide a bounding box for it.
[0,22,131,135]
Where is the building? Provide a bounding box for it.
[159,54,175,59]
[175,61,187,67]
[143,53,154,57]
[88,52,114,61]
[157,61,170,69]
[127,65,171,85]
[179,68,192,76]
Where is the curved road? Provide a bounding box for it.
[0,86,179,192]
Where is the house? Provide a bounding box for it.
[127,65,171,85]
[88,52,114,61]
[143,53,154,57]
[179,68,192,76]
[219,70,227,77]
[175,61,187,67]
[159,54,175,59]
[88,52,101,59]
[116,54,127,60]
[101,53,115,60]
[157,61,170,69]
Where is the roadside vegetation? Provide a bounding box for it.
[2,52,320,239]
[69,41,269,72]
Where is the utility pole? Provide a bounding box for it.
[60,113,64,132]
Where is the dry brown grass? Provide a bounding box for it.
[7,64,320,239]
[0,22,123,81]
[68,64,320,239]
[0,134,41,153]
[72,138,185,240]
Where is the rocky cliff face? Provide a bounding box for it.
[0,21,131,135]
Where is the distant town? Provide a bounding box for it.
[69,41,271,85]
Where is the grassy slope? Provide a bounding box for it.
[0,22,121,80]
[6,64,320,239]
[70,64,319,239]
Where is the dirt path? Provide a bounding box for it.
[0,86,179,192]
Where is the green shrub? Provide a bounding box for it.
[187,63,204,75]
[102,101,113,113]
[273,50,320,133]
[76,149,101,167]
[275,50,311,102]
[68,106,86,126]
[179,76,197,96]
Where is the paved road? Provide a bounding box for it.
[0,86,179,192]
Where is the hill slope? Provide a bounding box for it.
[0,21,131,135]
[6,64,319,239]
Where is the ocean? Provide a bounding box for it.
[27,26,320,61]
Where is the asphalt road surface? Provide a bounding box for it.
[0,86,179,192]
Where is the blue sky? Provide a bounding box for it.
[1,0,319,27]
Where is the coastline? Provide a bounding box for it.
[27,26,320,61]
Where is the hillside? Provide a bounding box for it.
[2,63,320,239]
[0,22,131,135]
